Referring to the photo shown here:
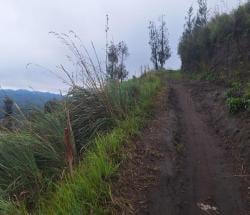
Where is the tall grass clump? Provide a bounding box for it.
[225,81,250,114]
[37,71,163,215]
[0,107,68,210]
[0,29,164,213]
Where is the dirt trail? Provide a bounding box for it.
[112,87,178,214]
[171,82,247,215]
[112,81,248,215]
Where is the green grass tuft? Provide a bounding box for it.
[36,72,163,214]
[0,71,164,214]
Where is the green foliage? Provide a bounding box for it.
[0,30,164,213]
[106,79,140,117]
[0,134,42,205]
[0,71,163,213]
[68,88,113,154]
[44,99,60,113]
[226,97,249,114]
[37,128,125,215]
[179,2,250,78]
[245,84,250,113]
[244,83,250,99]
[165,70,183,80]
[106,41,129,82]
[225,82,242,97]
[148,17,171,70]
[0,110,67,210]
[225,82,250,113]
[36,72,163,215]
[0,199,20,215]
[69,73,161,155]
[3,97,13,117]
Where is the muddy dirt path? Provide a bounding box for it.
[170,82,247,215]
[112,81,248,215]
[112,87,179,214]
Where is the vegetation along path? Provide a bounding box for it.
[113,80,248,215]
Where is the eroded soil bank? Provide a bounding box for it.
[111,80,249,215]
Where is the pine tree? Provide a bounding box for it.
[195,0,208,29]
[185,6,195,36]
[157,16,171,68]
[148,21,159,70]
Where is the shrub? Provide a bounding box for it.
[244,83,250,99]
[36,72,163,215]
[0,109,67,209]
[225,81,250,113]
[0,134,46,207]
[0,71,163,213]
[0,199,19,215]
[179,2,250,78]
[225,82,243,98]
[226,97,249,114]
[0,30,163,213]
[68,88,113,154]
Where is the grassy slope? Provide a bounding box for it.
[31,72,164,214]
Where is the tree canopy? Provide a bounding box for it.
[148,16,171,70]
[178,1,250,79]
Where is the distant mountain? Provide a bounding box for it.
[0,89,62,117]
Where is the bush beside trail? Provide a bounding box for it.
[0,70,164,214]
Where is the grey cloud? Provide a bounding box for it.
[0,0,243,91]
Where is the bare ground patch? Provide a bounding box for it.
[110,86,183,214]
[110,80,249,215]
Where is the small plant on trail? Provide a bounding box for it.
[225,82,250,114]
[225,82,243,98]
[226,97,249,114]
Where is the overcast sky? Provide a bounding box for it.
[0,0,244,92]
